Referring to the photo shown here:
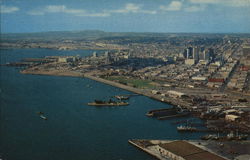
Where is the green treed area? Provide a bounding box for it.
[104,76,156,89]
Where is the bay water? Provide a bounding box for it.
[0,49,204,160]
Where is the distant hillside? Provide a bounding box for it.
[0,30,175,41]
[1,30,250,42]
[1,30,108,41]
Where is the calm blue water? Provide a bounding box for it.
[0,49,205,160]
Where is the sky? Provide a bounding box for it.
[1,0,250,33]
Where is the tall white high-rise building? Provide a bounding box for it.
[92,52,97,58]
[192,47,199,61]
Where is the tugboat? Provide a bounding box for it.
[37,111,47,120]
[87,99,129,106]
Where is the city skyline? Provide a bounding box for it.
[1,0,250,33]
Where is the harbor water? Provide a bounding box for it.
[0,49,205,160]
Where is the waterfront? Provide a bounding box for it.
[0,49,205,160]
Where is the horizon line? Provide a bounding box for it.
[1,30,250,35]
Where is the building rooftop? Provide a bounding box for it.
[159,140,226,160]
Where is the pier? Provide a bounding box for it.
[129,139,230,160]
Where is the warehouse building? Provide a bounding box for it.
[156,140,226,160]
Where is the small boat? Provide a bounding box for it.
[37,111,47,120]
[177,125,197,132]
[115,95,129,100]
[201,134,219,140]
[40,115,47,120]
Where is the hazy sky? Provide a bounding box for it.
[1,0,250,33]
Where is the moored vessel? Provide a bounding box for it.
[87,99,129,106]
[177,125,197,132]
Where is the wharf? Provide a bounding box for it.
[129,139,250,160]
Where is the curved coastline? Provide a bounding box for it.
[20,69,188,108]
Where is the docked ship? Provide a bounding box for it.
[87,99,129,106]
[146,106,190,120]
[201,132,248,140]
[146,108,177,117]
[177,125,197,132]
[115,95,129,100]
[201,134,220,140]
[226,131,248,140]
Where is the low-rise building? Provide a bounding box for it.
[192,76,207,81]
[225,114,240,121]
[185,59,195,65]
[58,56,76,63]
[167,90,186,98]
[156,140,226,160]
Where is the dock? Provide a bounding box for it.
[128,139,249,160]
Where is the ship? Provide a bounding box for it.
[201,132,248,140]
[37,111,47,120]
[226,131,248,140]
[146,106,190,120]
[87,99,129,106]
[115,95,129,100]
[157,111,190,120]
[146,108,177,117]
[177,125,197,132]
[201,134,219,140]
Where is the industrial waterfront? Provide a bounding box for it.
[1,48,206,160]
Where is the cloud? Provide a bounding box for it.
[27,4,156,17]
[0,5,19,13]
[185,5,205,12]
[160,1,182,11]
[44,5,67,13]
[76,12,110,17]
[27,10,45,15]
[27,5,110,17]
[229,0,250,7]
[107,3,156,14]
[189,0,250,7]
[189,0,218,4]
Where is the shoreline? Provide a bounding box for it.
[21,69,187,108]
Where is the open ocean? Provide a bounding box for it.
[0,49,204,160]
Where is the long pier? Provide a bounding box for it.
[84,74,191,109]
